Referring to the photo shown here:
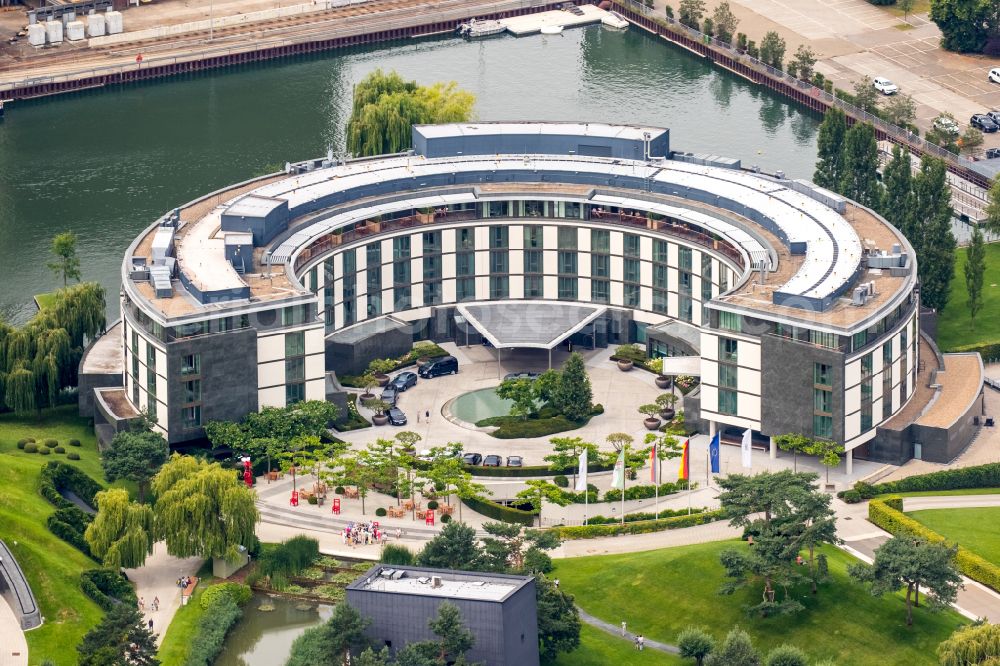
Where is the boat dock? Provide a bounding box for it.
[501,4,608,36]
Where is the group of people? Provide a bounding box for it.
[342,521,385,546]
[175,576,193,590]
[620,621,645,651]
[137,596,159,612]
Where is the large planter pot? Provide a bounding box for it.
[659,408,675,421]
[655,375,672,390]
[416,357,430,367]
[375,373,390,387]
[372,414,389,426]
[617,359,634,372]
[643,417,662,431]
[360,392,376,403]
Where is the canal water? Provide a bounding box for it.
[0,25,820,324]
[214,592,334,666]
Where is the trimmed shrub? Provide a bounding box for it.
[871,463,1000,495]
[67,452,81,460]
[80,569,137,611]
[23,443,38,453]
[462,497,536,526]
[584,507,707,525]
[765,644,808,666]
[441,514,452,523]
[199,582,252,611]
[553,475,569,488]
[375,507,387,517]
[39,448,51,455]
[883,495,903,512]
[842,489,862,504]
[381,544,415,565]
[39,461,101,511]
[258,536,320,582]
[603,480,692,502]
[554,509,725,539]
[335,486,345,494]
[184,595,242,666]
[16,439,28,449]
[69,439,81,447]
[48,507,95,558]
[43,439,58,448]
[307,495,318,505]
[426,500,438,510]
[54,446,66,454]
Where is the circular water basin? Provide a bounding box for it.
[448,387,514,423]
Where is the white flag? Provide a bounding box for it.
[741,429,753,469]
[611,449,625,489]
[575,449,588,492]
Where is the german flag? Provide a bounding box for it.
[678,438,690,482]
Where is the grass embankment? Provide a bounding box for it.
[878,488,1000,499]
[908,506,1000,566]
[32,292,59,311]
[0,406,116,665]
[554,540,965,665]
[937,244,1000,351]
[553,624,683,665]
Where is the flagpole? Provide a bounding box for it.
[621,445,626,526]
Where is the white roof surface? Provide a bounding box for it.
[225,194,285,218]
[358,573,517,601]
[414,121,666,141]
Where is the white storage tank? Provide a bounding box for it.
[45,20,63,44]
[86,13,106,37]
[105,10,123,35]
[27,23,45,47]
[65,20,85,41]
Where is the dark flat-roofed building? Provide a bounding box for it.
[346,565,539,666]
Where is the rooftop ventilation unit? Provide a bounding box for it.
[431,576,443,589]
[851,286,868,306]
[380,569,395,578]
[391,570,406,580]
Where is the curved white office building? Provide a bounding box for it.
[81,122,985,467]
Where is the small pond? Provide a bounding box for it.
[214,592,334,666]
[448,388,514,423]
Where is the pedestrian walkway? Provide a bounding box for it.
[124,542,203,646]
[577,606,679,654]
[0,596,27,666]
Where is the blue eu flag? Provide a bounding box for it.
[709,433,721,474]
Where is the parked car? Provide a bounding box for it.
[989,68,1000,84]
[873,77,898,95]
[986,148,1000,160]
[970,114,999,133]
[932,116,960,136]
[503,371,539,381]
[388,407,408,426]
[418,355,459,378]
[506,455,523,467]
[987,111,1000,126]
[380,386,399,405]
[483,454,502,467]
[462,452,483,466]
[391,371,418,391]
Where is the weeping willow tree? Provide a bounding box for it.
[346,69,476,157]
[84,488,155,570]
[0,282,105,414]
[152,455,260,561]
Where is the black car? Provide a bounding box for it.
[971,114,999,132]
[462,452,483,466]
[380,386,399,405]
[483,454,502,467]
[388,407,408,426]
[503,371,539,381]
[418,356,459,378]
[506,455,523,467]
[986,148,1000,160]
[391,371,418,391]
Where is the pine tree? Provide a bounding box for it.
[913,156,956,312]
[880,145,916,243]
[428,602,475,663]
[77,603,159,666]
[965,224,986,328]
[839,121,882,209]
[985,176,1000,236]
[813,108,847,190]
[554,352,593,421]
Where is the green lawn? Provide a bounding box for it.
[0,406,112,665]
[554,540,966,665]
[158,584,209,665]
[937,243,1000,351]
[878,488,1000,499]
[552,624,683,665]
[908,507,1000,566]
[32,292,59,311]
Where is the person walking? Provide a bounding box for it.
[425,409,430,424]
[138,597,145,611]
[638,635,645,651]
[152,596,159,612]
[147,619,154,632]
[621,620,627,637]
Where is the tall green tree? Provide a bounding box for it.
[496,378,537,420]
[427,602,475,664]
[985,177,1000,236]
[102,430,169,503]
[913,156,956,312]
[346,69,475,157]
[813,108,847,190]
[543,436,599,488]
[479,521,560,574]
[839,121,882,209]
[77,603,159,666]
[516,479,571,527]
[806,439,844,486]
[851,76,879,114]
[880,145,916,241]
[965,224,986,328]
[930,0,995,53]
[48,231,81,287]
[773,433,812,473]
[417,522,483,571]
[704,626,760,666]
[678,626,716,666]
[554,352,593,421]
[789,45,818,81]
[937,622,1000,666]
[536,576,581,662]
[151,455,259,561]
[711,1,739,43]
[850,536,962,626]
[759,31,786,69]
[678,0,706,28]
[884,93,917,128]
[84,488,155,570]
[286,602,370,666]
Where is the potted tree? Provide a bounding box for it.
[651,358,672,388]
[617,357,634,372]
[655,392,678,421]
[368,358,396,387]
[360,372,378,404]
[417,206,436,224]
[638,404,662,430]
[370,399,391,426]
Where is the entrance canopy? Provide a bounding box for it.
[456,301,607,349]
[658,356,701,376]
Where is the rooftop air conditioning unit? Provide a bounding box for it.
[852,287,868,306]
[380,569,395,578]
[431,576,443,589]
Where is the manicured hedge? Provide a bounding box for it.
[461,497,536,526]
[47,507,95,558]
[80,568,137,611]
[488,409,603,439]
[840,463,1000,503]
[183,595,243,666]
[553,509,726,539]
[585,507,708,525]
[39,460,101,511]
[461,463,614,478]
[868,498,1000,592]
[199,582,251,611]
[603,480,694,502]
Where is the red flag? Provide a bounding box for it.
[650,442,657,483]
[678,439,690,482]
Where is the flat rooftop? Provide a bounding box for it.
[458,302,607,349]
[413,121,667,142]
[917,353,984,429]
[80,321,123,375]
[350,566,532,602]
